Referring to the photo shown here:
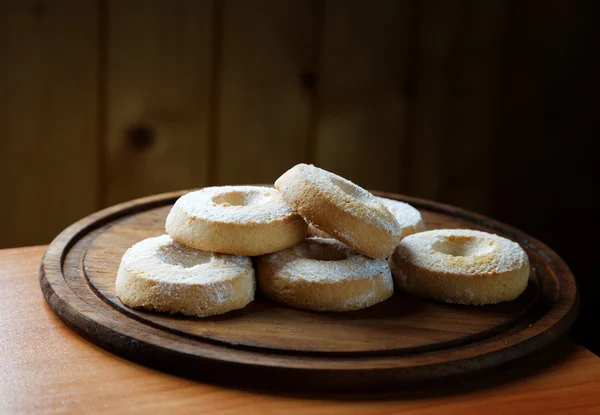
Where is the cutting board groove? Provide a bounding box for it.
[40,190,578,391]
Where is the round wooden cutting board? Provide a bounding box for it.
[39,190,578,392]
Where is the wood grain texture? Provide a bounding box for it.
[39,190,577,391]
[215,0,316,185]
[314,0,413,192]
[0,0,99,248]
[105,0,213,204]
[436,0,510,214]
[1,1,589,252]
[1,246,598,414]
[491,0,582,222]
[407,0,461,200]
[84,208,538,354]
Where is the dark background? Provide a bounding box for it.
[1,1,598,352]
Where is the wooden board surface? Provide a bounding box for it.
[39,190,578,391]
[3,246,597,413]
[84,205,538,354]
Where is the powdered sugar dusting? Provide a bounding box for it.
[260,237,393,310]
[377,197,426,238]
[176,186,297,224]
[119,235,252,289]
[293,164,400,235]
[396,229,529,276]
[262,237,391,282]
[338,286,387,310]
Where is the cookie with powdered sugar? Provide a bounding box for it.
[392,229,530,305]
[275,164,401,259]
[116,235,255,317]
[307,196,425,241]
[166,186,307,256]
[256,237,393,312]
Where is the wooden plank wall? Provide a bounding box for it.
[215,0,316,185]
[315,0,413,192]
[0,1,99,248]
[409,0,510,213]
[0,0,585,248]
[106,0,214,205]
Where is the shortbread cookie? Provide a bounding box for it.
[256,237,393,311]
[377,197,425,239]
[307,197,425,240]
[116,235,255,316]
[166,186,307,256]
[275,164,401,259]
[392,229,530,305]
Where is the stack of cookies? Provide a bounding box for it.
[116,163,529,317]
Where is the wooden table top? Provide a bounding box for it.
[2,246,599,414]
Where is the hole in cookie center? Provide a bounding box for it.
[296,240,350,261]
[432,235,495,257]
[157,243,212,268]
[330,177,372,202]
[212,190,270,207]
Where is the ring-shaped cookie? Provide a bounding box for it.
[116,235,255,317]
[392,229,530,305]
[166,186,307,255]
[307,197,425,240]
[377,197,426,239]
[256,237,393,311]
[275,164,401,259]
